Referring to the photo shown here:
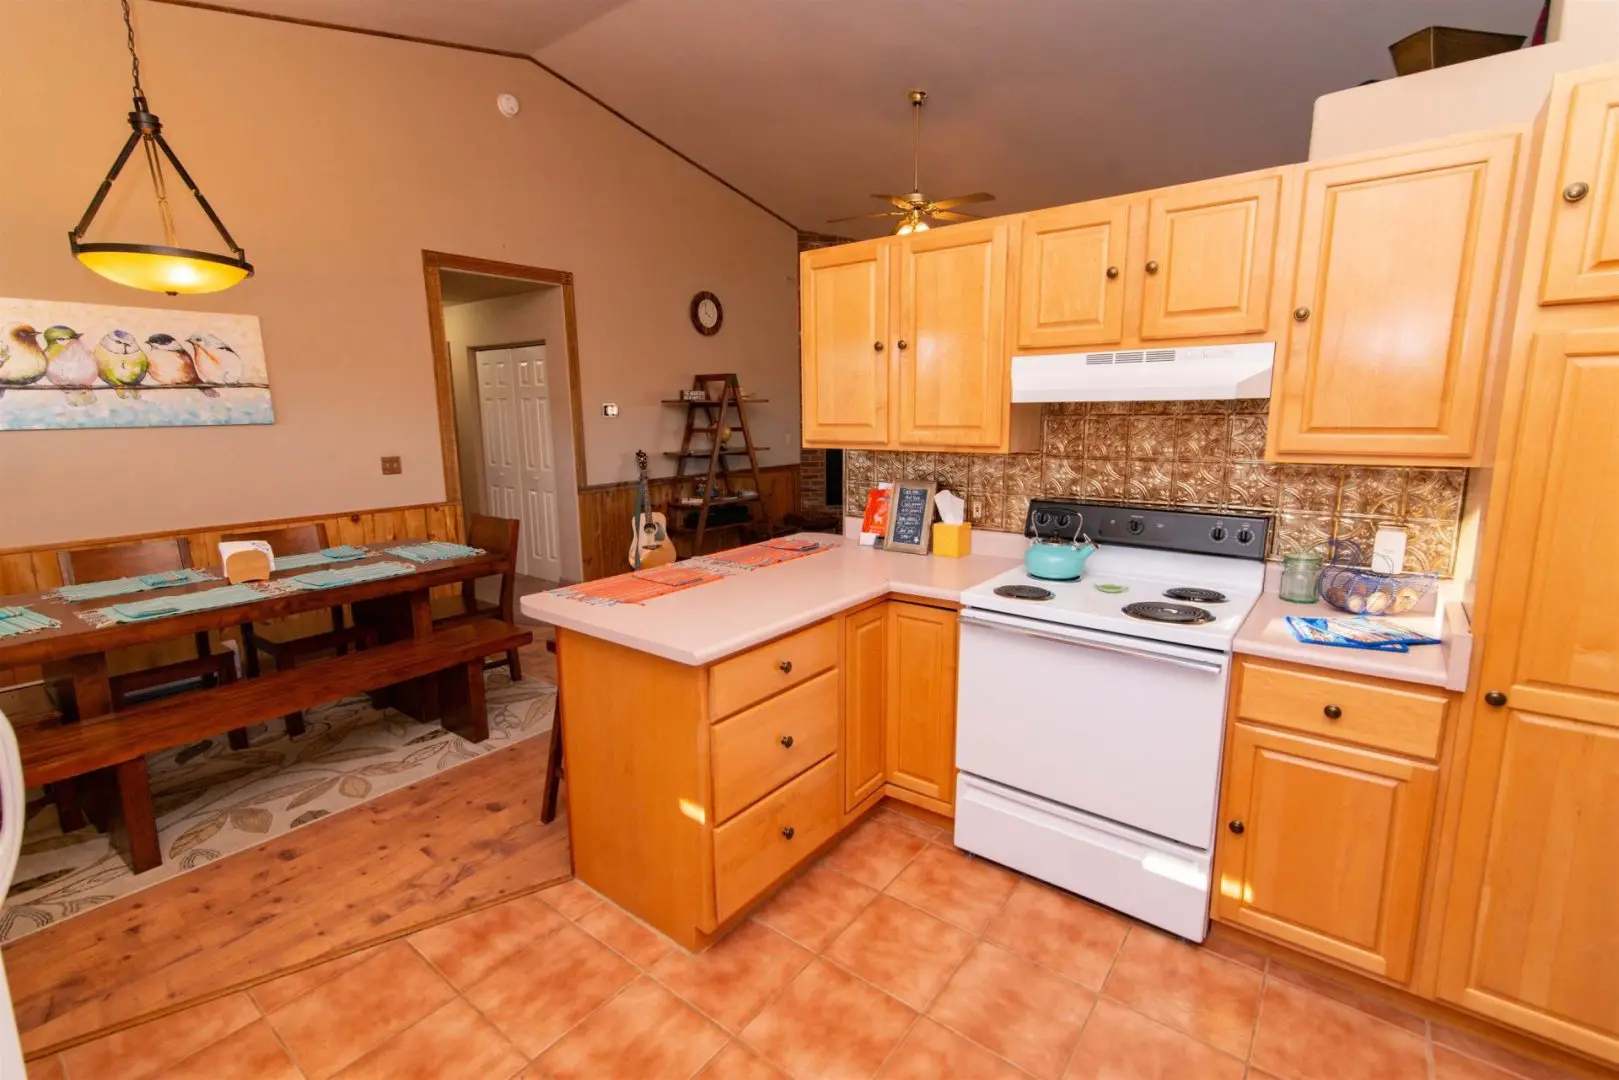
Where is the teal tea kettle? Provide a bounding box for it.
[1025,537,1097,580]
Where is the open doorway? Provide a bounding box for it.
[423,253,586,589]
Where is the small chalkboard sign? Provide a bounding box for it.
[884,481,936,554]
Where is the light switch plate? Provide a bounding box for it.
[602,403,619,417]
[381,456,402,475]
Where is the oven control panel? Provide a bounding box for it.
[1025,499,1269,559]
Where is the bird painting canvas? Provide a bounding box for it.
[0,297,272,430]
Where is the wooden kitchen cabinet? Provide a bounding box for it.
[1215,721,1438,983]
[801,239,892,448]
[1140,171,1282,340]
[884,601,959,808]
[893,219,1011,450]
[842,602,887,812]
[1541,72,1619,303]
[1268,133,1520,463]
[1015,198,1131,349]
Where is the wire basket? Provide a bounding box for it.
[1315,540,1437,616]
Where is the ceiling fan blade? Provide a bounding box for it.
[827,210,905,223]
[871,193,920,209]
[928,209,983,222]
[929,191,995,210]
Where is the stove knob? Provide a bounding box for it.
[1034,510,1052,527]
[1235,527,1255,545]
[1209,525,1228,543]
[1126,518,1146,536]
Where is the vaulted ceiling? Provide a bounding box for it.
[196,0,1542,236]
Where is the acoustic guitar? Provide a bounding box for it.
[628,449,677,570]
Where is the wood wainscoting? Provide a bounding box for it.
[0,502,466,689]
[578,464,801,581]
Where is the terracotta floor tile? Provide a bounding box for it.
[1199,932,1269,973]
[263,940,457,1079]
[1267,960,1426,1035]
[885,844,1018,934]
[929,942,1096,1080]
[24,1055,64,1080]
[1249,976,1429,1080]
[407,893,569,991]
[1100,928,1262,1058]
[874,806,951,842]
[1431,1023,1585,1080]
[59,991,260,1080]
[538,878,604,920]
[825,895,976,1010]
[984,880,1128,990]
[696,1041,789,1080]
[536,976,728,1080]
[649,920,811,1031]
[875,1018,1029,1080]
[818,818,928,890]
[753,863,877,951]
[164,1020,304,1080]
[1063,998,1244,1080]
[250,945,385,1014]
[576,901,676,969]
[1433,1045,1537,1080]
[742,959,917,1080]
[463,921,638,1058]
[330,997,526,1080]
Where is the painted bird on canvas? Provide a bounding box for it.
[145,333,218,397]
[188,332,246,385]
[93,329,149,398]
[0,323,48,400]
[42,326,98,405]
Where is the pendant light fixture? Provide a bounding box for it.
[68,0,252,295]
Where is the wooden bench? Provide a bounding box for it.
[20,618,532,873]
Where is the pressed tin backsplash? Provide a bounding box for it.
[843,400,1467,575]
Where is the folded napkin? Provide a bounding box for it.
[0,605,60,637]
[385,542,485,564]
[52,568,217,603]
[272,545,372,572]
[289,560,416,590]
[320,545,368,560]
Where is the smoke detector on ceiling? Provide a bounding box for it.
[496,93,521,118]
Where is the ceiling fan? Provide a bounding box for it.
[829,90,994,235]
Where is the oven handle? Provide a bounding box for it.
[959,610,1226,674]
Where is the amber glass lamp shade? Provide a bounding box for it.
[72,241,253,296]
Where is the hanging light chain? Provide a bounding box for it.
[121,0,145,105]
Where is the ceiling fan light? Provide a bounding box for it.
[913,219,931,232]
[895,220,914,236]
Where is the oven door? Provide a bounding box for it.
[955,607,1231,850]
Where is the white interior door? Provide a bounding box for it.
[475,345,562,581]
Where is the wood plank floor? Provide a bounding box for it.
[5,633,569,1059]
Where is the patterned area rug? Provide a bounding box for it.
[2,668,555,943]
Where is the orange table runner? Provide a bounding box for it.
[550,538,831,606]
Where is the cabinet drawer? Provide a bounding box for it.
[1237,662,1446,760]
[713,755,841,921]
[710,620,839,720]
[712,671,839,822]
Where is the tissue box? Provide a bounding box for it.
[932,522,972,558]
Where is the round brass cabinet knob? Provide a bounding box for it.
[778,660,793,674]
[874,341,886,351]
[1228,820,1246,835]
[1293,307,1312,322]
[1323,704,1342,720]
[1145,260,1160,275]
[781,826,796,840]
[780,734,795,749]
[1485,690,1509,707]
[1564,181,1591,203]
[1106,266,1120,279]
[897,339,910,351]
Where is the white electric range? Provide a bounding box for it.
[953,500,1269,941]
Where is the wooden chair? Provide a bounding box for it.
[430,515,523,683]
[223,524,378,738]
[541,637,564,824]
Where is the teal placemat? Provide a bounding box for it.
[0,606,61,638]
[289,560,416,590]
[86,581,302,626]
[385,542,484,563]
[51,568,218,603]
[272,546,370,572]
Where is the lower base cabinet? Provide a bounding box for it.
[842,603,888,812]
[884,601,959,807]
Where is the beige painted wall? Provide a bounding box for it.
[442,288,584,582]
[1309,1,1619,159]
[0,0,798,550]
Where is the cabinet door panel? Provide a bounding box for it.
[1543,73,1619,303]
[1017,200,1130,348]
[843,604,887,812]
[895,221,1009,449]
[1271,135,1518,461]
[1141,173,1280,340]
[1214,723,1435,982]
[884,603,958,804]
[801,241,890,447]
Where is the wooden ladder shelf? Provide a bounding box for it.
[663,374,773,551]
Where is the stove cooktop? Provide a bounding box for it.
[1124,601,1216,625]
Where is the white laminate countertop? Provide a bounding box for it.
[519,534,1021,666]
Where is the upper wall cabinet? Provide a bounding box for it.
[1140,173,1282,340]
[1542,72,1619,303]
[1016,199,1131,349]
[894,220,1011,450]
[801,242,892,448]
[1268,133,1520,464]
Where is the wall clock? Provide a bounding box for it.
[690,291,723,336]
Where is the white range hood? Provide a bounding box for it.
[1011,342,1275,403]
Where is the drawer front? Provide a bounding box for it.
[713,755,841,920]
[1237,661,1446,759]
[710,619,839,720]
[712,671,839,822]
